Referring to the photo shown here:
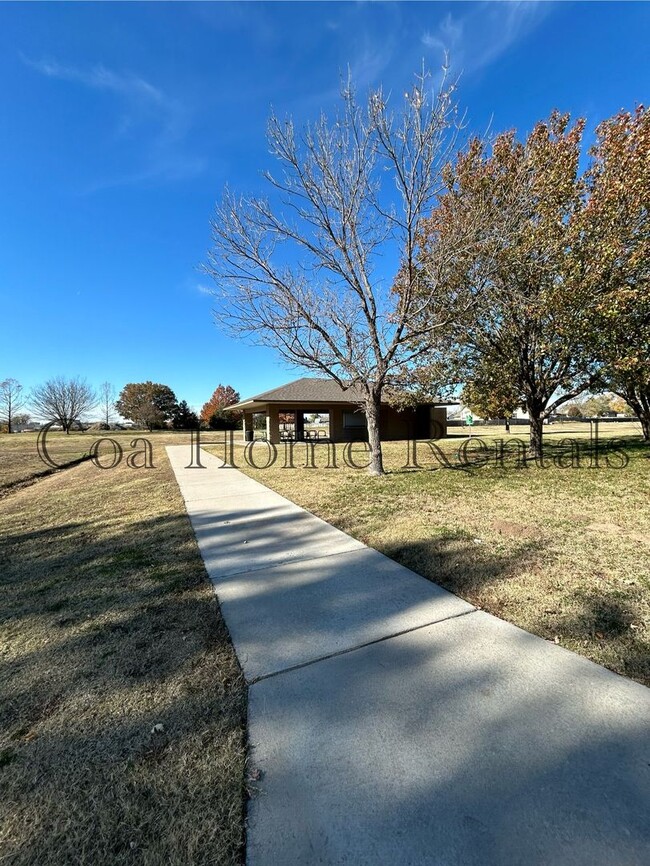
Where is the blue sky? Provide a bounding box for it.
[1,1,648,414]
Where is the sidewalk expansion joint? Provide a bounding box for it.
[212,546,367,581]
[246,607,479,686]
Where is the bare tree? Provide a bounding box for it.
[0,378,26,433]
[204,68,465,475]
[31,376,97,434]
[99,381,116,427]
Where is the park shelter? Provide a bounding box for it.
[226,378,450,444]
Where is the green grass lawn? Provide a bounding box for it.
[207,421,650,686]
[0,433,246,865]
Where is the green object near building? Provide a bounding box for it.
[465,413,474,426]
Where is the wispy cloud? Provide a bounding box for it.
[22,56,165,103]
[21,54,204,190]
[349,40,396,92]
[422,12,465,56]
[422,2,549,77]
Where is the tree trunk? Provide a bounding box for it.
[528,414,544,458]
[636,387,650,442]
[364,392,384,476]
[640,413,650,442]
[616,387,650,442]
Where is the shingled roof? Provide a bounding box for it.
[227,377,458,410]
[229,377,368,409]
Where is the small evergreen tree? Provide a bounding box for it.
[172,400,199,429]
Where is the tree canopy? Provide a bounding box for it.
[462,358,521,422]
[0,378,26,434]
[579,105,650,439]
[415,111,599,456]
[200,384,241,428]
[172,400,200,430]
[116,382,178,430]
[99,381,116,427]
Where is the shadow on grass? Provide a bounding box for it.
[382,534,544,602]
[0,512,241,697]
[0,508,246,866]
[0,454,93,498]
[377,530,649,687]
[553,590,650,684]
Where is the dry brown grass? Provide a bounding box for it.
[0,434,246,865]
[0,430,194,493]
[0,431,90,492]
[208,422,650,687]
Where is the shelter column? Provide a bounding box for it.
[295,410,305,442]
[266,407,280,444]
[329,406,343,442]
[242,411,253,443]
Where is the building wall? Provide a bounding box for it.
[242,403,447,444]
[380,405,448,440]
[343,405,448,441]
[379,406,414,440]
[431,407,447,438]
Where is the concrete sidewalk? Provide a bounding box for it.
[167,445,650,866]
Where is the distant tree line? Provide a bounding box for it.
[0,376,243,434]
[563,394,635,419]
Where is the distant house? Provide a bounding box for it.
[447,403,479,422]
[226,377,454,444]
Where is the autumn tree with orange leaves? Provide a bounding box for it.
[580,106,650,440]
[415,112,601,457]
[200,384,242,428]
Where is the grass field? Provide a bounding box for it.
[2,421,648,862]
[0,431,91,492]
[0,432,246,865]
[207,421,650,687]
[0,430,196,493]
